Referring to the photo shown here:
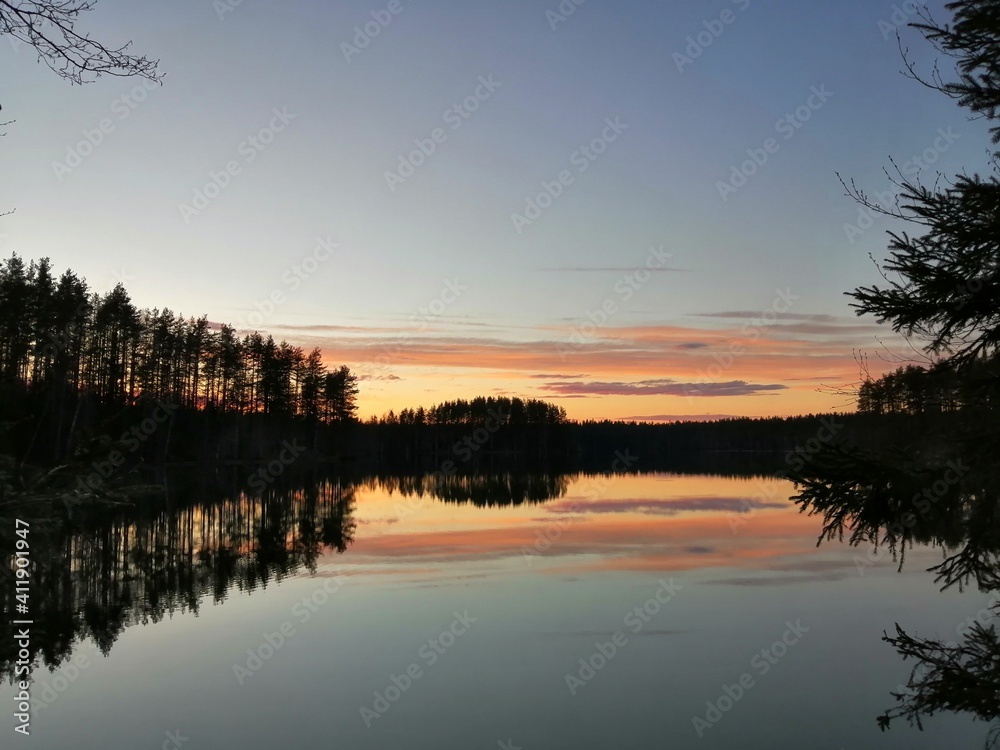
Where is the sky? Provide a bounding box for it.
[0,0,990,420]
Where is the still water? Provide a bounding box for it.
[1,469,991,748]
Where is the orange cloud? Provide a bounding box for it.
[260,314,900,418]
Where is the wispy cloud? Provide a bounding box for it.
[705,572,850,586]
[546,496,788,515]
[694,311,841,322]
[538,266,689,273]
[620,414,740,422]
[690,312,884,339]
[539,378,787,398]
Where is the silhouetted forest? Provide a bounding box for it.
[857,358,999,415]
[1,256,912,481]
[0,254,358,465]
[372,396,567,426]
[4,257,885,475]
[355,411,952,477]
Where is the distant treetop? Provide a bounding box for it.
[378,396,568,426]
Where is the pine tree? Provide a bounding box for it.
[848,1,1000,370]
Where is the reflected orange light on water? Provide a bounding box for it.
[338,473,828,578]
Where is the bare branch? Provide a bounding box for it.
[0,0,162,84]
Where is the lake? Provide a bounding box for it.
[1,467,991,748]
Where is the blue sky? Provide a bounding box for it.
[0,0,988,418]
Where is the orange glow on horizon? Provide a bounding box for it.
[265,317,901,420]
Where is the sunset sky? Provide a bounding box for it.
[1,0,988,420]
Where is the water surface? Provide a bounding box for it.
[2,469,989,748]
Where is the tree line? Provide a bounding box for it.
[372,396,568,426]
[0,254,359,422]
[857,357,999,416]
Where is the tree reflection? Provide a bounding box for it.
[362,471,572,507]
[0,466,579,683]
[794,437,1000,743]
[0,470,357,682]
